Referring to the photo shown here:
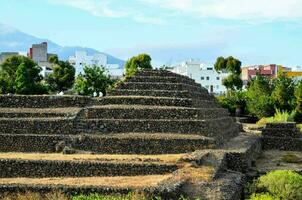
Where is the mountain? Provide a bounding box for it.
[0,23,125,67]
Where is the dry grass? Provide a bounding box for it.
[0,175,172,189]
[0,191,68,200]
[0,153,183,164]
[174,165,214,182]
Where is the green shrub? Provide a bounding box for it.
[256,109,295,126]
[125,54,152,77]
[249,193,278,200]
[254,170,302,200]
[216,91,247,115]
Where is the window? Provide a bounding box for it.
[206,76,210,80]
[207,67,213,70]
[216,85,219,89]
[216,77,220,80]
[205,85,209,89]
[201,77,204,80]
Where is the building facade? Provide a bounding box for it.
[170,59,229,94]
[241,64,291,85]
[69,51,124,78]
[27,42,56,77]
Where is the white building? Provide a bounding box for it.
[170,59,229,94]
[69,51,123,78]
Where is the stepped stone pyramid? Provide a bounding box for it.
[73,69,240,154]
[0,69,241,197]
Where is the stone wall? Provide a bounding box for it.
[0,134,215,154]
[0,118,75,134]
[262,123,302,151]
[0,159,177,178]
[0,95,96,108]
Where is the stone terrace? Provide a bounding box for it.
[0,69,249,199]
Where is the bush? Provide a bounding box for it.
[74,65,113,96]
[246,75,274,119]
[216,91,246,115]
[125,54,152,77]
[250,193,278,200]
[250,170,302,200]
[256,109,295,126]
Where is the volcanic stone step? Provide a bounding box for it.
[85,105,228,120]
[98,96,195,107]
[0,133,215,154]
[109,89,213,100]
[262,128,301,138]
[0,118,74,134]
[135,70,189,79]
[0,158,177,178]
[0,108,80,118]
[79,117,235,137]
[265,122,297,129]
[0,174,172,194]
[128,75,199,86]
[117,82,207,94]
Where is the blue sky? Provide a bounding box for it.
[1,0,302,67]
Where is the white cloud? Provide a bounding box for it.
[49,0,302,25]
[140,0,302,21]
[49,0,166,25]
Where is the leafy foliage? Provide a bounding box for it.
[246,75,274,118]
[14,63,47,94]
[74,65,113,96]
[0,55,47,94]
[125,54,152,77]
[271,73,295,112]
[250,193,278,200]
[294,80,302,122]
[254,170,302,200]
[214,56,242,90]
[256,109,295,126]
[217,91,247,115]
[46,60,75,91]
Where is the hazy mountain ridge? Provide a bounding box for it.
[0,23,125,67]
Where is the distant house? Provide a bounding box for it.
[68,51,124,78]
[170,59,229,94]
[27,42,57,77]
[241,64,291,86]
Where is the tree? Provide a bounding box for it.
[74,65,113,96]
[0,55,37,93]
[246,75,274,118]
[46,60,75,91]
[214,56,243,91]
[294,81,302,122]
[125,54,152,77]
[14,62,47,95]
[48,55,59,64]
[271,73,295,112]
